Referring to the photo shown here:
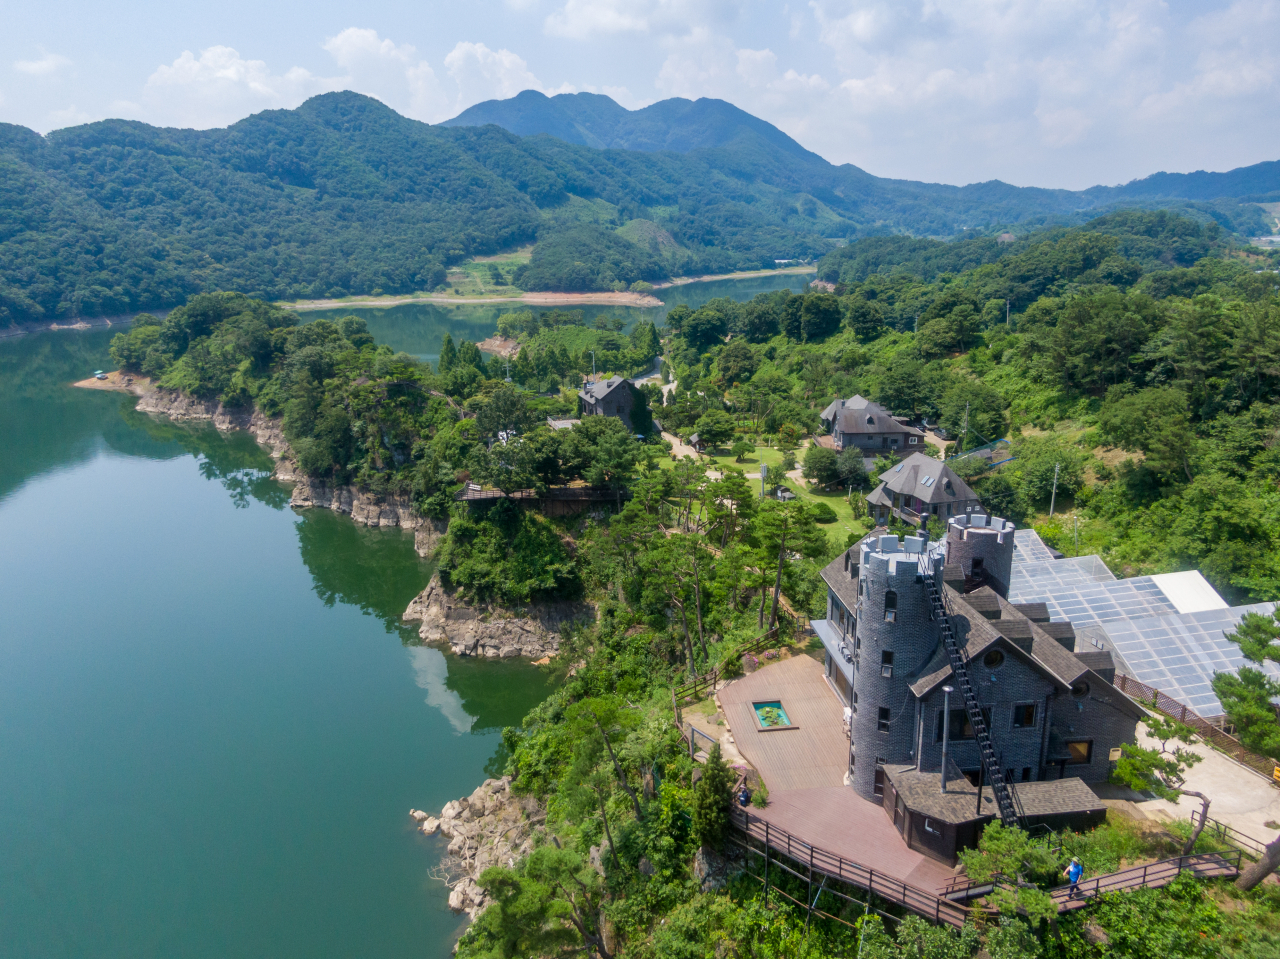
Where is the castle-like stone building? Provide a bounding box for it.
[813,515,1141,862]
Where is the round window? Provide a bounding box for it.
[982,649,1005,669]
[1071,681,1090,698]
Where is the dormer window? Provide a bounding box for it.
[884,590,897,622]
[866,415,875,425]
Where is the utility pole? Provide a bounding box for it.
[1006,299,1010,329]
[1074,513,1079,554]
[504,358,512,383]
[1049,462,1061,517]
[959,402,970,455]
[589,350,596,378]
[914,313,920,334]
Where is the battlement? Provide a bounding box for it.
[859,534,945,578]
[947,514,1015,542]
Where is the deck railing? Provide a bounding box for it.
[1115,674,1280,783]
[672,626,784,707]
[730,806,975,929]
[1190,808,1272,860]
[1050,851,1240,907]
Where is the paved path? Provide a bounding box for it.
[1130,726,1280,847]
[663,431,701,460]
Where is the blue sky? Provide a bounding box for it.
[4,0,1277,190]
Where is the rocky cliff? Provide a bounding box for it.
[410,776,545,919]
[403,573,594,660]
[132,386,440,532]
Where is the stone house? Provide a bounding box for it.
[819,395,925,456]
[865,452,982,525]
[811,515,1141,863]
[578,375,637,430]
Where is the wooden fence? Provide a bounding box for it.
[672,626,784,707]
[1050,851,1241,910]
[730,807,976,929]
[1114,674,1280,783]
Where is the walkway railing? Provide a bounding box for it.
[1050,851,1241,908]
[730,806,976,929]
[1115,674,1280,784]
[1190,808,1271,860]
[672,626,783,707]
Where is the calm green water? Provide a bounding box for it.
[0,329,555,959]
[304,272,811,362]
[0,273,807,958]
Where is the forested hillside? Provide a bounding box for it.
[3,91,1278,328]
[106,211,1280,953]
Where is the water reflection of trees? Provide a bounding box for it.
[115,407,290,509]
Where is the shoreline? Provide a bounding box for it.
[276,266,817,313]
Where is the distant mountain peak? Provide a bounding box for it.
[442,90,823,161]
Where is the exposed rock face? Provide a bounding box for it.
[419,777,545,920]
[288,476,423,528]
[403,573,595,660]
[131,386,430,530]
[413,517,449,558]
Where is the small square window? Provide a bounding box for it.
[877,707,891,732]
[909,436,918,444]
[881,650,894,678]
[924,817,937,834]
[1066,740,1093,765]
[873,768,885,798]
[884,609,896,622]
[1012,704,1037,728]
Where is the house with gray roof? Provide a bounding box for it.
[578,375,638,429]
[866,452,982,526]
[820,394,925,456]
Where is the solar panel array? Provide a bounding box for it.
[1100,604,1280,717]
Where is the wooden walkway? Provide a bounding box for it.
[732,806,974,928]
[718,655,849,791]
[747,786,954,892]
[1050,852,1241,911]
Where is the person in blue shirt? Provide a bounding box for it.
[1064,857,1084,897]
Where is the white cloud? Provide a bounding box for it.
[14,51,72,77]
[47,104,90,128]
[545,0,653,38]
[143,46,341,127]
[444,42,547,104]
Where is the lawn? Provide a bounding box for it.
[658,441,873,551]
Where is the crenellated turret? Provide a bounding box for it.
[850,533,946,800]
[945,514,1016,598]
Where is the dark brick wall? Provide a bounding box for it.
[851,544,942,800]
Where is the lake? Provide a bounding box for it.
[0,273,808,958]
[303,271,812,362]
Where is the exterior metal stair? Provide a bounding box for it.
[917,553,1024,829]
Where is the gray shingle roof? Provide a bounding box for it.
[578,375,629,402]
[877,453,977,505]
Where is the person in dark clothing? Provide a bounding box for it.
[738,786,751,807]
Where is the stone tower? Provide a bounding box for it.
[945,514,1017,598]
[850,533,945,801]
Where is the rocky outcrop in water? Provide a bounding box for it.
[412,776,545,919]
[403,573,594,660]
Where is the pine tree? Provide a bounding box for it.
[692,742,733,851]
[438,333,458,373]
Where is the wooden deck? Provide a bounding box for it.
[746,786,955,892]
[1050,852,1240,911]
[718,655,849,791]
[719,655,954,894]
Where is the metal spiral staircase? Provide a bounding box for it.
[917,552,1024,828]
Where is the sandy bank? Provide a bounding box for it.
[281,290,664,312]
[651,265,816,289]
[71,370,153,394]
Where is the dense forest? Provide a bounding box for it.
[105,204,1280,957]
[4,91,1278,326]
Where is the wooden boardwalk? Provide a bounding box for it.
[1051,852,1241,911]
[746,786,954,892]
[718,655,849,791]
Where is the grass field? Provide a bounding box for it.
[659,442,872,551]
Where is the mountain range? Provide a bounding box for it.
[0,89,1276,326]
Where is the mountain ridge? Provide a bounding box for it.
[0,90,1275,326]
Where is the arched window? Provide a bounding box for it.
[884,590,897,622]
